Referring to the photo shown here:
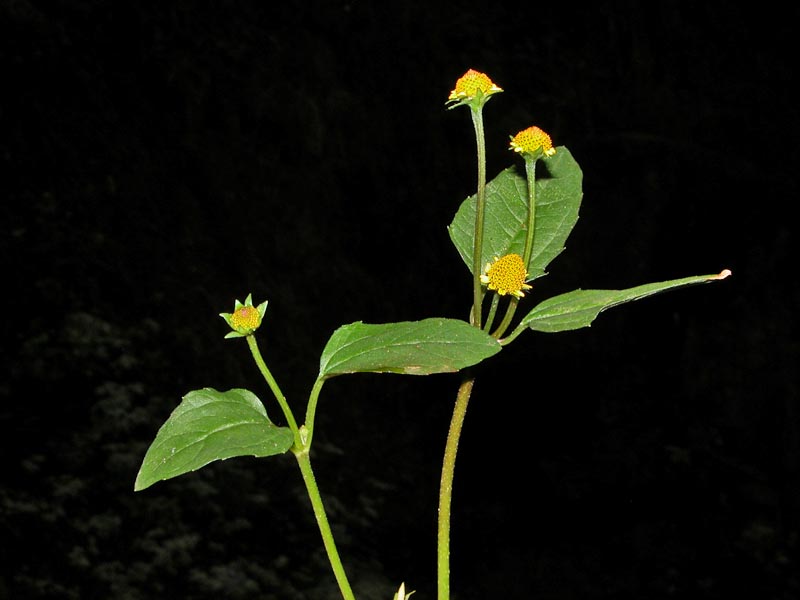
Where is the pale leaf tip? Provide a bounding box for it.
[713,268,732,280]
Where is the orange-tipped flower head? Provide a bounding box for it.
[446,69,503,109]
[510,126,556,158]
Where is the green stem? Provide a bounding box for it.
[246,334,301,446]
[438,100,489,600]
[243,344,355,599]
[491,296,519,339]
[482,294,500,333]
[522,157,538,268]
[492,157,538,341]
[499,320,528,346]
[303,377,326,449]
[470,107,488,328]
[438,374,475,600]
[294,448,357,600]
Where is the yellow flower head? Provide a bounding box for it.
[510,126,556,158]
[446,69,503,109]
[231,306,260,331]
[219,293,268,338]
[480,253,532,298]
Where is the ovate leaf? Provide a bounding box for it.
[319,318,502,378]
[448,147,583,281]
[135,388,294,491]
[521,270,732,333]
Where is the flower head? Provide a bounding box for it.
[510,126,556,159]
[219,293,268,338]
[446,69,503,110]
[480,253,532,298]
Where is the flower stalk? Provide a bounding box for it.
[470,107,488,328]
[246,334,301,446]
[488,126,556,339]
[439,69,503,600]
[447,68,503,328]
[522,156,539,269]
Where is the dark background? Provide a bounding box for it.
[2,2,797,599]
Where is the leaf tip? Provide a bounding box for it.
[713,268,732,280]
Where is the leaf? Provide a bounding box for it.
[448,147,583,281]
[520,270,732,333]
[135,388,294,491]
[318,318,502,378]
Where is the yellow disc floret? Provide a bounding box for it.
[510,126,556,157]
[230,305,260,331]
[480,253,532,298]
[449,69,503,100]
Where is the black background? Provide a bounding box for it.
[2,2,798,599]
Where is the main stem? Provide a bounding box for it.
[294,449,357,600]
[437,374,475,600]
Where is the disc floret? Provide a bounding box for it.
[480,254,532,298]
[446,69,503,110]
[509,125,556,159]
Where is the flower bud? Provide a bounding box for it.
[219,294,268,338]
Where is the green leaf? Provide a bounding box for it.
[521,270,732,333]
[448,147,583,281]
[318,318,502,378]
[135,388,294,491]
